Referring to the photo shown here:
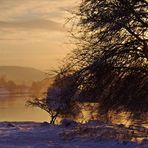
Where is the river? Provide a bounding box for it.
[0,94,49,122]
[0,94,147,128]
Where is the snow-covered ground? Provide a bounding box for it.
[0,121,147,148]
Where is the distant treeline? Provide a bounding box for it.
[0,76,51,95]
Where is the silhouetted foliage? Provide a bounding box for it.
[29,0,148,122]
[27,97,60,124]
[27,75,82,124]
[58,0,148,115]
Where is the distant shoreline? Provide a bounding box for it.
[0,92,47,96]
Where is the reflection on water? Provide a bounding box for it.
[0,95,147,128]
[109,111,148,128]
[79,103,148,128]
[0,95,49,122]
[109,111,132,127]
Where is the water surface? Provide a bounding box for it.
[0,95,49,122]
[0,95,147,128]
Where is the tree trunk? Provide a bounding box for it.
[50,113,59,124]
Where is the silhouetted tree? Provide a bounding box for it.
[55,0,148,116]
[27,71,82,124]
[28,0,148,122]
[27,97,60,124]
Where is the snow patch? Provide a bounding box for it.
[0,121,147,148]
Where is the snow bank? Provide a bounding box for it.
[0,121,147,148]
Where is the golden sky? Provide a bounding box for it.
[0,0,78,71]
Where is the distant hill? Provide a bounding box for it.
[0,66,46,85]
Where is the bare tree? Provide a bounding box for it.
[56,0,148,115]
[28,0,148,122]
[27,70,82,124]
[27,97,59,124]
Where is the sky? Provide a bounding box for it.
[0,0,78,71]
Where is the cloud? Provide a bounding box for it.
[0,0,77,39]
[0,0,78,69]
[0,0,78,21]
[0,38,24,40]
[0,19,63,31]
